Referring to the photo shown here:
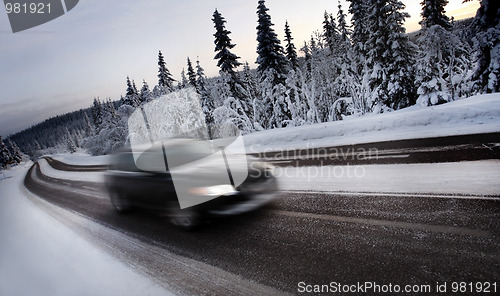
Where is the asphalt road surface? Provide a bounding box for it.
[23,135,500,295]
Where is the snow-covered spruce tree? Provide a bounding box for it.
[82,99,129,155]
[420,0,452,29]
[416,0,473,105]
[178,69,188,90]
[195,59,215,139]
[256,0,291,129]
[212,9,242,81]
[212,7,252,125]
[323,11,342,55]
[157,50,175,95]
[337,1,351,44]
[468,0,500,93]
[83,112,94,137]
[241,62,260,102]
[348,0,369,61]
[123,76,140,107]
[335,1,354,98]
[0,136,13,168]
[7,138,23,163]
[91,98,104,132]
[65,128,77,153]
[284,21,299,70]
[140,80,153,103]
[186,57,197,89]
[346,0,372,114]
[364,0,418,111]
[283,21,308,126]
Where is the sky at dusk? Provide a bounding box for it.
[0,0,480,137]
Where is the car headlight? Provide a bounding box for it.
[188,184,237,197]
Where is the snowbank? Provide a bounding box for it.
[0,165,170,296]
[38,158,105,183]
[243,93,500,152]
[277,160,500,197]
[50,153,109,166]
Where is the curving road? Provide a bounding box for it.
[23,153,500,295]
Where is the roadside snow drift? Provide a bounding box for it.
[244,93,500,152]
[0,165,170,296]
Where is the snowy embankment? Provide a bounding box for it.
[39,158,105,183]
[243,93,500,152]
[49,153,109,166]
[276,160,500,197]
[0,165,170,296]
[37,93,500,197]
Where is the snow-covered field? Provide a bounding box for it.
[244,93,500,152]
[0,165,170,296]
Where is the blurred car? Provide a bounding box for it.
[105,138,278,230]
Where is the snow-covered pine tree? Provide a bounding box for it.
[348,0,369,60]
[284,21,299,70]
[83,98,129,155]
[65,128,77,153]
[123,76,140,107]
[132,80,139,96]
[334,1,354,101]
[0,136,13,168]
[420,0,452,30]
[364,0,417,110]
[416,0,473,105]
[179,69,188,90]
[83,112,94,136]
[300,41,312,77]
[186,57,197,89]
[212,9,248,102]
[195,58,207,94]
[256,0,291,128]
[91,98,104,130]
[157,50,175,94]
[337,0,351,44]
[7,138,23,163]
[322,11,341,54]
[34,140,41,151]
[140,80,152,103]
[283,21,307,126]
[194,58,214,138]
[346,0,372,113]
[468,0,500,93]
[212,9,242,75]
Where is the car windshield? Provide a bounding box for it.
[164,140,215,168]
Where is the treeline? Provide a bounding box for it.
[5,0,499,158]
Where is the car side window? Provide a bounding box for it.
[136,149,168,172]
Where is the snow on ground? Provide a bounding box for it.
[0,165,171,296]
[36,154,500,197]
[276,160,500,197]
[39,93,500,196]
[50,153,109,166]
[38,158,105,183]
[243,93,500,153]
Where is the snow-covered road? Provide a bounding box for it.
[0,165,171,296]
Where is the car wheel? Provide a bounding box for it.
[169,208,201,231]
[110,191,131,213]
